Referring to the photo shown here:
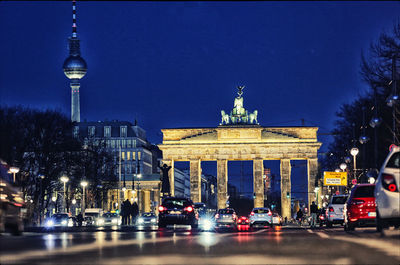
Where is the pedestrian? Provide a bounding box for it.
[122,199,131,226]
[77,212,83,227]
[296,208,303,226]
[310,201,318,228]
[130,201,139,225]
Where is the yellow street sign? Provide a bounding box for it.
[324,171,347,186]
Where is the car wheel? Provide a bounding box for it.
[191,222,198,229]
[326,221,332,228]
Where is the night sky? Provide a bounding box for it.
[1,1,399,200]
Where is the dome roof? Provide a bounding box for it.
[63,55,87,79]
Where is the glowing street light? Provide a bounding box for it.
[8,167,19,183]
[60,176,69,212]
[350,147,359,180]
[80,180,88,215]
[340,163,347,172]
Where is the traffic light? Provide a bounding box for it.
[253,193,256,199]
[286,192,290,198]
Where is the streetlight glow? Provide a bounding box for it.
[350,147,359,156]
[340,163,347,171]
[8,166,20,183]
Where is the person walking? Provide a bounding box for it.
[130,201,139,225]
[310,201,318,228]
[76,212,83,227]
[122,199,131,226]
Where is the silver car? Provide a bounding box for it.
[249,207,273,228]
[136,212,158,229]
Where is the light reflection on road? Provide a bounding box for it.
[197,232,218,252]
[43,234,55,250]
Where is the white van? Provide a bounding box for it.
[84,208,104,226]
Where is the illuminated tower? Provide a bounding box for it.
[63,0,87,123]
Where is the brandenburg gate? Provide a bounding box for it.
[158,86,321,218]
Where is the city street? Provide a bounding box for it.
[1,225,399,264]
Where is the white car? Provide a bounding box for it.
[374,145,400,231]
[326,195,348,227]
[249,207,273,228]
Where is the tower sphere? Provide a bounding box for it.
[63,55,87,79]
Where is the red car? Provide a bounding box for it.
[237,216,250,231]
[344,184,376,231]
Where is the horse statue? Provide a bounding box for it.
[249,110,258,124]
[221,110,230,125]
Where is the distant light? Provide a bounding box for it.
[340,163,347,171]
[350,147,359,156]
[368,177,375,184]
[72,199,77,205]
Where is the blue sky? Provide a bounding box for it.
[1,1,399,199]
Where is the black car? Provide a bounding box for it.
[158,197,198,228]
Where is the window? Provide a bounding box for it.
[121,152,125,160]
[120,126,127,137]
[104,126,111,138]
[88,126,95,137]
[121,139,126,148]
[127,151,130,160]
[73,126,79,138]
[387,153,400,169]
[127,139,132,148]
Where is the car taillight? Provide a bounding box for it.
[215,214,219,219]
[351,199,365,206]
[329,207,334,212]
[184,206,193,212]
[268,211,272,216]
[319,215,324,220]
[159,206,166,212]
[250,212,254,216]
[382,173,398,192]
[245,219,249,223]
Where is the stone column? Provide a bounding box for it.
[253,159,264,208]
[190,159,202,203]
[307,158,318,211]
[154,188,160,214]
[217,159,228,210]
[163,160,175,197]
[143,190,151,213]
[280,159,291,219]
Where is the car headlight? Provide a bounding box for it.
[138,218,144,224]
[151,218,156,223]
[112,218,118,223]
[202,219,214,230]
[68,219,74,227]
[97,218,105,226]
[45,220,54,228]
[61,220,68,226]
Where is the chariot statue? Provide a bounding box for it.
[220,85,259,125]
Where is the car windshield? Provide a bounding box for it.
[353,185,375,198]
[253,209,269,214]
[142,213,154,217]
[163,199,191,208]
[331,196,348,204]
[386,152,400,168]
[103,213,117,218]
[218,209,234,214]
[85,213,99,217]
[52,214,68,220]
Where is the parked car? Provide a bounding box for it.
[158,197,198,228]
[249,207,273,228]
[0,178,25,235]
[215,208,238,229]
[344,184,376,231]
[84,216,95,226]
[102,212,121,226]
[326,194,348,227]
[375,145,400,231]
[44,213,69,228]
[137,212,158,229]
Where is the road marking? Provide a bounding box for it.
[100,254,352,264]
[332,235,400,260]
[306,229,329,238]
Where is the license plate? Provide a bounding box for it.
[170,211,181,215]
[368,212,376,217]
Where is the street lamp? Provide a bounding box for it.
[350,147,359,180]
[340,163,347,172]
[60,176,69,213]
[80,180,88,216]
[8,167,19,183]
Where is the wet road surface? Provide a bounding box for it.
[1,225,399,264]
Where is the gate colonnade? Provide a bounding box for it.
[158,126,321,219]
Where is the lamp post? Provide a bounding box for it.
[60,176,69,213]
[339,163,347,172]
[350,147,359,181]
[9,167,19,184]
[80,180,88,216]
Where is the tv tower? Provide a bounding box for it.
[63,0,87,123]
